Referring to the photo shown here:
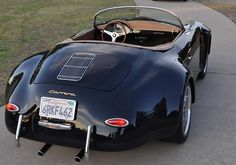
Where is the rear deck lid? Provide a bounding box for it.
[34,45,131,91]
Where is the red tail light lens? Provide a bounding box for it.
[105,118,129,127]
[5,103,19,112]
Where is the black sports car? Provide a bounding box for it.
[5,6,211,162]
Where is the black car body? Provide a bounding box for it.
[5,6,211,160]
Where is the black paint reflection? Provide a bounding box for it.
[92,98,179,144]
[135,98,168,128]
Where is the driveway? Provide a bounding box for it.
[1,1,236,164]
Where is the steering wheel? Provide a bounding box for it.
[101,21,130,43]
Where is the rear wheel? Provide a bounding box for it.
[198,55,208,79]
[198,37,208,79]
[164,83,192,143]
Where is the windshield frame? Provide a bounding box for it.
[93,6,184,30]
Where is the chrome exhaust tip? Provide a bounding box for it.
[74,149,85,162]
[74,156,81,162]
[38,143,52,156]
[38,150,44,157]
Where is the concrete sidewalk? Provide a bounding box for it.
[201,0,236,4]
[195,0,236,23]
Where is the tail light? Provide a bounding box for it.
[5,103,19,112]
[105,118,129,127]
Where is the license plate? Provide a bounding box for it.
[39,97,76,121]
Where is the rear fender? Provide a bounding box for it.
[172,71,195,136]
[5,51,48,110]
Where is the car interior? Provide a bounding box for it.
[71,19,182,47]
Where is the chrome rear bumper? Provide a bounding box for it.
[38,120,72,130]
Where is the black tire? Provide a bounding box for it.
[163,83,192,143]
[198,55,208,79]
[198,38,208,79]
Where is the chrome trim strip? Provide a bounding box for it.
[38,121,72,130]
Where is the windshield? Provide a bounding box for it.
[94,6,183,29]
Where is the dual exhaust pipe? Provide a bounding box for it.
[38,144,84,162]
[38,125,92,163]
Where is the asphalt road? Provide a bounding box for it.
[1,0,236,165]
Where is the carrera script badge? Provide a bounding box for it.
[48,90,76,97]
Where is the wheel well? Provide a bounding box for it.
[188,77,195,103]
[200,35,207,70]
[201,28,211,55]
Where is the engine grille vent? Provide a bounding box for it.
[57,53,95,81]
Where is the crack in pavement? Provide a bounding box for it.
[207,71,236,76]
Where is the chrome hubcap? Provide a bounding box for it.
[182,85,192,136]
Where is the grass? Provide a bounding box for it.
[0,0,134,104]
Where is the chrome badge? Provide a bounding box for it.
[48,90,76,97]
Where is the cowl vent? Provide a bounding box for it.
[57,53,95,81]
